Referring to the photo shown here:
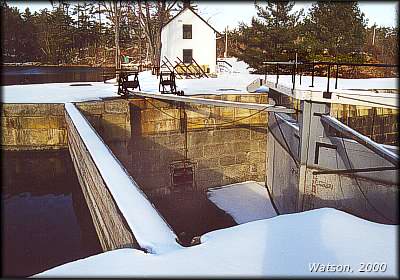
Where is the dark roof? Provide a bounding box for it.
[162,7,221,35]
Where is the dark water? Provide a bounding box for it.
[1,149,102,277]
[97,136,236,246]
[2,66,113,85]
[150,188,236,245]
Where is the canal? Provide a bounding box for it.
[2,66,113,86]
[1,150,102,277]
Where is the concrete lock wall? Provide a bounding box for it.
[267,103,399,224]
[1,103,67,150]
[268,88,399,145]
[77,94,269,197]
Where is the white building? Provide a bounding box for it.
[160,7,220,74]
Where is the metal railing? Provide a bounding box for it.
[263,61,398,96]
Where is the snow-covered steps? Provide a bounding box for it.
[207,181,277,224]
[65,103,182,254]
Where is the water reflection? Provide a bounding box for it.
[150,188,236,246]
[103,132,237,246]
[1,149,101,277]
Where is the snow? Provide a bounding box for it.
[207,181,277,224]
[2,82,119,103]
[138,70,264,95]
[35,208,397,277]
[218,57,255,73]
[65,103,181,254]
[2,63,397,104]
[1,71,263,103]
[255,85,270,93]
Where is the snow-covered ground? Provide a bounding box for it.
[2,57,397,104]
[1,81,119,103]
[35,208,397,277]
[1,70,263,103]
[207,181,277,224]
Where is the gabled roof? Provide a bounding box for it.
[162,7,221,35]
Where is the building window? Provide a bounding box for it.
[183,49,193,63]
[183,24,192,39]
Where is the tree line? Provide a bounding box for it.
[1,0,188,67]
[221,1,398,74]
[2,1,398,73]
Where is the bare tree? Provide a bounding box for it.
[100,1,126,73]
[133,0,177,68]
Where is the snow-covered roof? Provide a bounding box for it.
[162,6,220,35]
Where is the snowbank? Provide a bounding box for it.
[218,57,255,73]
[65,103,181,254]
[139,70,264,95]
[207,181,277,224]
[35,208,397,277]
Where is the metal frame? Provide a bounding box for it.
[263,61,398,96]
[320,114,399,166]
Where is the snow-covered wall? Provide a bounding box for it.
[65,103,182,254]
[66,106,139,251]
[161,9,217,73]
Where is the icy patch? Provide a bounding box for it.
[207,181,277,224]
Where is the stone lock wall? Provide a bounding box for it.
[330,104,399,145]
[1,103,67,150]
[78,95,269,196]
[1,95,269,197]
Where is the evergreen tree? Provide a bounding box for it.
[232,1,302,73]
[1,3,24,62]
[302,1,367,62]
[364,25,398,64]
[177,0,198,11]
[20,8,41,61]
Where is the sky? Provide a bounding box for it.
[9,1,399,32]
